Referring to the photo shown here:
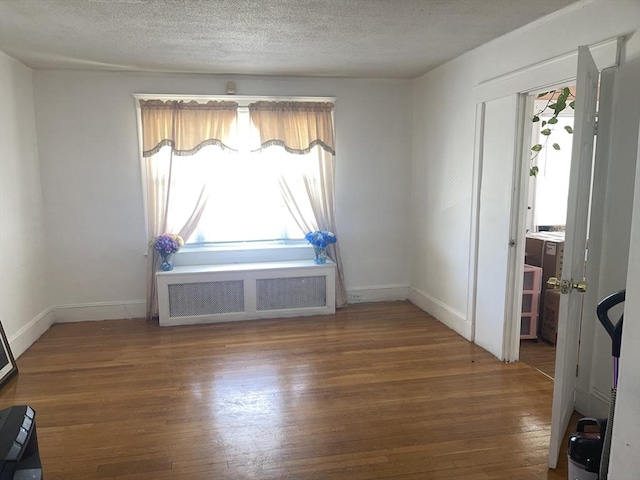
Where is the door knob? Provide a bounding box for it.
[573,280,588,293]
[547,277,588,294]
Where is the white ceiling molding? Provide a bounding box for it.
[473,37,622,103]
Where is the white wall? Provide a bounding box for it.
[0,53,52,356]
[609,121,640,479]
[32,72,413,318]
[409,55,476,335]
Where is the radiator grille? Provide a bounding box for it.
[168,280,244,317]
[256,276,326,311]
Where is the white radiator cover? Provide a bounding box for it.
[156,260,336,326]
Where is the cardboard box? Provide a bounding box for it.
[524,232,564,274]
[525,232,564,336]
[541,289,561,345]
[525,236,545,268]
[543,239,565,281]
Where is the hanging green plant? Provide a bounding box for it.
[530,87,575,176]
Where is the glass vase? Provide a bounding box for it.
[313,247,327,264]
[160,253,174,271]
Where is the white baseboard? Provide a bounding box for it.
[408,286,472,340]
[576,385,612,418]
[8,291,466,357]
[53,300,146,323]
[346,284,410,304]
[8,307,54,359]
[6,301,145,359]
[590,388,613,416]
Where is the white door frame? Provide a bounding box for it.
[503,94,533,362]
[468,38,621,361]
[504,79,586,363]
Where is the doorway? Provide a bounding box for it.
[471,42,618,469]
[519,86,577,379]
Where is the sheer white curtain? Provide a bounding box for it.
[140,100,239,319]
[249,101,347,307]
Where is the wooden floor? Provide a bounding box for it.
[1,301,574,479]
[519,340,557,379]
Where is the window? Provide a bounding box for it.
[138,95,347,316]
[170,109,305,245]
[137,96,334,247]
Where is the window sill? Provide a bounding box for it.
[172,242,314,266]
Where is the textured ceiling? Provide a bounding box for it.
[0,0,578,79]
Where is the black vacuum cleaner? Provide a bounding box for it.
[596,289,625,480]
[567,289,625,480]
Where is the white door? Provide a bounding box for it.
[548,45,600,468]
[474,94,520,359]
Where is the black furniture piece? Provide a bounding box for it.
[0,406,43,480]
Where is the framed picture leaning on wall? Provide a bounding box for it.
[0,320,18,388]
